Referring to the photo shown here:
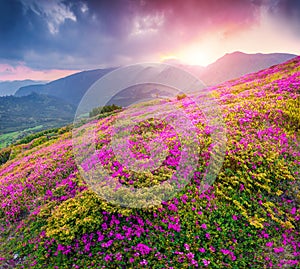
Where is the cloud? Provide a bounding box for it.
[0,0,299,72]
[21,0,77,34]
[130,13,165,36]
[0,63,80,81]
[265,0,300,34]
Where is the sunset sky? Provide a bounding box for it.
[0,0,300,81]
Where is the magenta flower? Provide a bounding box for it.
[140,259,148,265]
[274,247,284,253]
[209,245,216,252]
[199,247,205,253]
[191,259,198,266]
[263,233,269,238]
[136,243,152,255]
[239,184,245,191]
[201,223,207,229]
[290,207,296,215]
[266,242,273,247]
[129,257,134,263]
[168,223,181,232]
[115,253,122,261]
[221,249,231,255]
[104,254,113,262]
[186,252,194,260]
[203,259,210,266]
[184,243,190,250]
[101,240,113,248]
[232,215,238,221]
[168,203,178,212]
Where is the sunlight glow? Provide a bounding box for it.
[178,49,212,66]
[160,54,178,62]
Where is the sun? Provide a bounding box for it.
[159,41,219,66]
[160,54,179,62]
[159,48,214,66]
[177,48,213,66]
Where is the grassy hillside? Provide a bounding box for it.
[0,57,299,268]
[0,125,44,149]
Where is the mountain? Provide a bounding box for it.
[14,52,297,106]
[0,92,75,134]
[0,79,45,96]
[15,66,194,109]
[0,56,299,268]
[15,68,116,105]
[198,51,297,85]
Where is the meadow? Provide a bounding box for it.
[0,57,299,268]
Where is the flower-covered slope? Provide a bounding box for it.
[0,57,299,268]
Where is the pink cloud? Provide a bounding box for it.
[0,64,80,81]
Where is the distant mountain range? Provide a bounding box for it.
[197,51,297,85]
[15,69,115,105]
[0,79,45,96]
[15,52,297,107]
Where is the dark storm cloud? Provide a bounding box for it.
[266,0,300,33]
[0,0,298,69]
[0,0,49,60]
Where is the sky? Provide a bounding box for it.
[0,0,300,81]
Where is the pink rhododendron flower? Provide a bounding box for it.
[209,245,216,252]
[201,223,207,229]
[203,259,210,266]
[274,247,284,253]
[266,242,273,247]
[140,259,148,265]
[239,184,245,191]
[263,233,269,238]
[221,249,231,255]
[129,257,134,263]
[290,207,296,215]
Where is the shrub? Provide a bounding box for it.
[0,147,11,165]
[176,93,187,100]
[89,104,122,118]
[43,190,132,243]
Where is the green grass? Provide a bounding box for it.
[0,125,44,149]
[0,131,21,148]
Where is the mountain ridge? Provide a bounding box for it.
[196,51,297,85]
[14,52,297,106]
[0,79,46,96]
[15,68,116,105]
